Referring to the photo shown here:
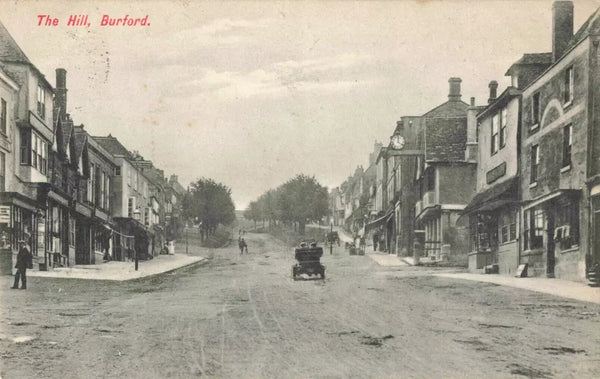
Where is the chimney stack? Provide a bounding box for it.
[466,97,478,161]
[552,1,574,62]
[488,81,498,104]
[55,68,67,118]
[448,77,462,101]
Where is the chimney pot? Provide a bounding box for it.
[552,1,574,62]
[448,77,462,101]
[470,97,475,106]
[488,80,498,104]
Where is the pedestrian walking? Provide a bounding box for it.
[372,232,378,252]
[239,237,247,254]
[12,240,32,290]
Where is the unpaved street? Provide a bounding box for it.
[1,232,599,378]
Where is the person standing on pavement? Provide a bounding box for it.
[12,240,32,290]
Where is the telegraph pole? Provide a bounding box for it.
[330,223,333,255]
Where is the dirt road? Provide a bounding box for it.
[1,232,599,378]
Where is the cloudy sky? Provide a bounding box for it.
[1,0,598,209]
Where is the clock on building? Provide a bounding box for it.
[390,134,405,150]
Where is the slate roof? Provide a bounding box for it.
[424,117,468,162]
[92,135,133,159]
[0,20,53,89]
[422,100,469,162]
[422,100,469,119]
[566,6,600,52]
[505,53,553,76]
[0,20,30,64]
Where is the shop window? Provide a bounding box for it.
[555,199,579,249]
[499,211,517,244]
[524,207,544,250]
[509,222,517,241]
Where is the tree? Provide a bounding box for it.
[244,201,261,230]
[185,178,236,239]
[278,174,329,234]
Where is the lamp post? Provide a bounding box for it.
[330,223,333,255]
[133,208,141,271]
[185,223,189,255]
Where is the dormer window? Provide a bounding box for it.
[36,84,45,119]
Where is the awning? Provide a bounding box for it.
[462,177,519,215]
[365,211,392,232]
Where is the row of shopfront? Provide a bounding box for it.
[0,188,156,274]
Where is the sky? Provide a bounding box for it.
[1,0,599,209]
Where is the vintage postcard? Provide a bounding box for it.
[1,1,599,378]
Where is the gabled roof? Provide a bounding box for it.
[0,20,31,64]
[92,135,133,159]
[422,100,469,118]
[0,20,53,90]
[73,126,87,162]
[61,120,74,154]
[566,6,600,53]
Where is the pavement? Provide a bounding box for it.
[24,253,207,281]
[365,251,600,305]
[366,251,408,267]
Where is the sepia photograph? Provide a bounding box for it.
[0,0,600,377]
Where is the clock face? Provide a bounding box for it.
[391,135,405,150]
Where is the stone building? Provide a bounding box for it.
[74,125,117,263]
[0,21,54,267]
[387,116,424,257]
[519,1,600,281]
[93,135,153,260]
[414,78,476,264]
[463,82,520,274]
